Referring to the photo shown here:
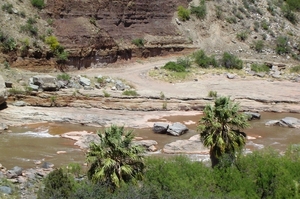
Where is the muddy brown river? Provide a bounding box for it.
[1,112,300,169]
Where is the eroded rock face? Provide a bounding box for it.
[0,75,7,106]
[44,0,191,68]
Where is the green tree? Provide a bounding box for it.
[198,96,249,168]
[86,125,145,191]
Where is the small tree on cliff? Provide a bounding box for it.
[198,96,249,168]
[86,125,145,191]
[45,35,69,71]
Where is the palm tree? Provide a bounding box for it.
[198,96,249,168]
[86,125,145,190]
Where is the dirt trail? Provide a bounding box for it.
[71,55,300,103]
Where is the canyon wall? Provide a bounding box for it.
[44,0,192,69]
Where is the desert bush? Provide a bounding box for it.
[253,21,260,32]
[208,90,218,98]
[103,90,110,97]
[261,19,269,30]
[190,0,207,20]
[177,6,190,21]
[37,168,75,199]
[276,36,290,55]
[251,63,270,73]
[2,37,17,52]
[236,31,248,41]
[122,90,139,96]
[2,3,13,14]
[252,40,264,52]
[290,65,300,73]
[282,5,297,24]
[226,16,237,24]
[193,50,218,68]
[286,0,300,11]
[162,61,186,72]
[215,5,223,19]
[3,61,10,69]
[45,36,69,63]
[57,73,71,81]
[31,0,45,9]
[220,52,243,69]
[20,18,38,36]
[176,57,191,68]
[131,38,145,47]
[45,36,60,52]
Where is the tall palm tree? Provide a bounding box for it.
[86,125,145,190]
[198,96,249,168]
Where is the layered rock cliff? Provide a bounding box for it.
[44,0,192,68]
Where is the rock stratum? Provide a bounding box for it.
[43,0,192,69]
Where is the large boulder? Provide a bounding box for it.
[61,131,100,149]
[0,75,7,105]
[266,117,300,128]
[167,122,188,136]
[244,112,261,120]
[32,75,58,91]
[153,122,169,134]
[163,135,209,154]
[132,140,158,152]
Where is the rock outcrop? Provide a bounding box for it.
[43,0,192,69]
[153,122,188,136]
[163,135,209,154]
[0,75,7,106]
[266,117,300,128]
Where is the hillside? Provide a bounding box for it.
[0,0,299,71]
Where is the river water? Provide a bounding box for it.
[1,112,300,169]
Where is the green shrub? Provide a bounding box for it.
[19,11,26,18]
[190,0,206,20]
[162,61,186,72]
[20,17,38,36]
[57,73,71,81]
[254,21,260,32]
[208,90,218,98]
[220,52,243,69]
[3,61,10,69]
[276,36,290,55]
[103,90,110,97]
[261,19,269,30]
[252,40,264,52]
[282,5,297,24]
[56,46,69,62]
[31,0,45,9]
[2,37,16,52]
[226,16,237,24]
[45,35,60,52]
[176,57,191,68]
[251,63,270,73]
[236,31,248,41]
[45,36,69,63]
[2,3,13,14]
[37,168,75,199]
[8,88,26,95]
[193,50,218,68]
[215,6,223,19]
[290,65,300,73]
[286,0,300,11]
[132,38,145,47]
[122,90,139,96]
[177,6,190,21]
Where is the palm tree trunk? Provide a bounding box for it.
[210,149,219,168]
